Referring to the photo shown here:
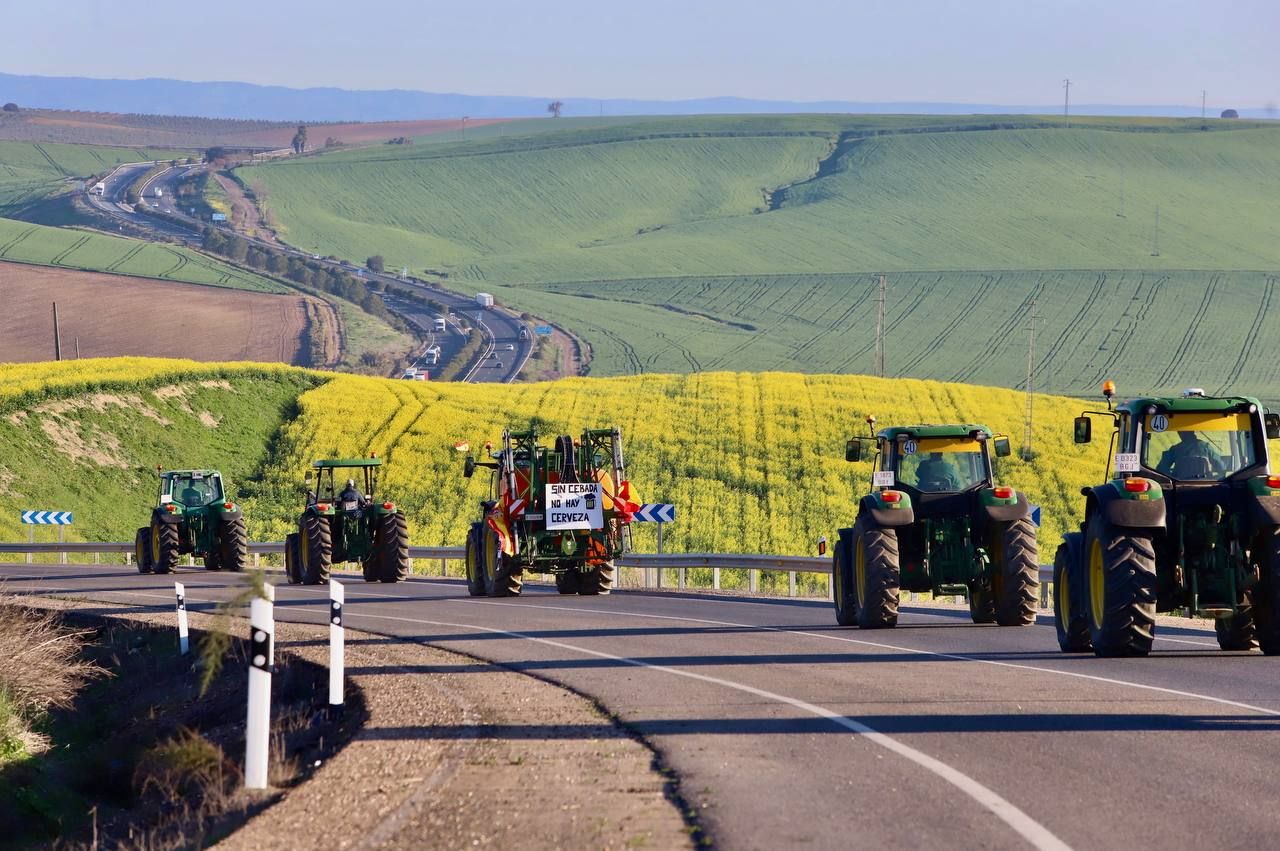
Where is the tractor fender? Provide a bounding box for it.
[858,494,914,527]
[151,506,184,526]
[1247,494,1280,529]
[1092,484,1166,530]
[213,502,242,520]
[981,491,1031,523]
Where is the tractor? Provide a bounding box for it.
[284,457,410,585]
[831,419,1039,628]
[1054,382,1280,656]
[134,469,247,575]
[461,426,636,597]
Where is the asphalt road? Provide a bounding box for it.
[80,161,534,383]
[6,562,1279,850]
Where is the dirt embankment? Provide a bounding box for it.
[0,261,337,366]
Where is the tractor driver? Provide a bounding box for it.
[179,477,208,507]
[915,452,957,492]
[339,478,363,507]
[1156,430,1222,479]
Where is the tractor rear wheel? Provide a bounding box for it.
[374,512,410,583]
[135,527,153,575]
[1053,536,1092,652]
[218,514,248,572]
[833,536,857,626]
[555,568,581,595]
[994,517,1039,626]
[968,577,996,624]
[299,513,332,585]
[1084,514,1156,657]
[150,518,179,575]
[284,533,301,585]
[482,527,522,597]
[1252,531,1280,655]
[852,518,899,629]
[464,524,486,596]
[577,562,615,595]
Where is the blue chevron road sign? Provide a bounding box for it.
[633,504,675,523]
[21,510,73,525]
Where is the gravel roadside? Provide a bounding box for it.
[25,597,693,851]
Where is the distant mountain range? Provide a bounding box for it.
[1,72,1272,122]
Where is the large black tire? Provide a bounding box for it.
[284,533,301,585]
[852,518,899,629]
[555,568,581,595]
[577,562,615,596]
[1252,531,1280,655]
[135,527,153,575]
[1216,595,1258,651]
[217,514,248,573]
[203,548,222,571]
[1053,536,1092,652]
[993,516,1040,626]
[464,523,486,596]
[1084,514,1157,657]
[150,517,179,575]
[832,536,857,626]
[374,512,410,583]
[482,526,522,597]
[299,512,332,586]
[968,577,996,624]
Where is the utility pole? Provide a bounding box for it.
[74,337,80,359]
[1022,303,1040,460]
[1151,206,1161,257]
[1063,79,1071,117]
[52,302,62,361]
[875,274,886,378]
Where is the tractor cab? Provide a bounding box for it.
[159,470,225,510]
[307,458,381,514]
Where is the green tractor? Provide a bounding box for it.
[461,426,635,597]
[284,458,410,586]
[134,469,247,575]
[831,419,1039,628]
[1055,383,1280,656]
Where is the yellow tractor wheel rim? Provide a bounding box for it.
[484,533,497,581]
[137,535,146,566]
[1089,538,1105,628]
[1056,566,1070,626]
[855,536,867,605]
[300,527,310,568]
[151,524,161,563]
[833,545,844,602]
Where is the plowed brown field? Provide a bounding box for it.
[0,262,339,365]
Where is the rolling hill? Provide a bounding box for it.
[0,358,1126,567]
[238,114,1280,397]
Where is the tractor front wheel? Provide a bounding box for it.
[1216,595,1259,651]
[852,518,899,629]
[299,513,332,585]
[150,518,180,575]
[374,512,410,583]
[577,562,615,595]
[464,524,486,596]
[968,577,996,624]
[482,526,522,597]
[217,514,248,573]
[134,527,153,575]
[555,567,581,595]
[994,517,1039,626]
[833,536,857,626]
[1053,536,1092,652]
[1084,515,1156,657]
[284,533,301,585]
[203,548,221,571]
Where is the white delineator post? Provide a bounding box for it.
[174,582,189,655]
[244,584,274,790]
[329,579,344,709]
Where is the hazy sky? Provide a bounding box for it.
[5,0,1276,106]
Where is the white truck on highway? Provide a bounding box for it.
[154,187,163,198]
[92,182,106,196]
[476,292,495,309]
[434,317,447,332]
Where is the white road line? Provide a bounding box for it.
[460,599,1280,716]
[343,608,1072,851]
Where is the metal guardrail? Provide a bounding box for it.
[0,543,1057,605]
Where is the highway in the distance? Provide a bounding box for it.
[82,159,533,383]
[6,562,1280,850]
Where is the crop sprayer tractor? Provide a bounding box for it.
[461,426,638,597]
[134,469,247,575]
[284,457,410,586]
[1055,382,1280,657]
[830,418,1039,629]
